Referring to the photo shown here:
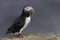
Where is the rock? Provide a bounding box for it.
[1,33,59,40]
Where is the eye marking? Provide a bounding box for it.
[24,6,33,11]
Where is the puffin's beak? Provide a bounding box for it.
[32,7,35,14]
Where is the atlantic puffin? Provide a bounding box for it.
[6,5,35,38]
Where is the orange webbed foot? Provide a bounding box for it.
[18,34,24,38]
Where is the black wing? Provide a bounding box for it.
[6,17,25,34]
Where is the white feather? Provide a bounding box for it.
[24,6,33,11]
[19,16,31,34]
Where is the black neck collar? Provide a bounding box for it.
[20,11,30,17]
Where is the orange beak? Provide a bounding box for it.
[32,7,35,14]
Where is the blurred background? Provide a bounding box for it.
[0,0,60,38]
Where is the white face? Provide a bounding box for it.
[24,6,33,11]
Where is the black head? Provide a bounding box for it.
[22,5,35,17]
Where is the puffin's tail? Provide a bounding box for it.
[5,24,14,34]
[5,31,10,34]
[5,29,12,34]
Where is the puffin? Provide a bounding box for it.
[6,5,35,38]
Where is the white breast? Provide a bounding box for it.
[25,16,31,25]
[19,16,31,34]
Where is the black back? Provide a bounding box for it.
[6,11,30,34]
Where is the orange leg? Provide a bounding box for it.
[18,34,24,38]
